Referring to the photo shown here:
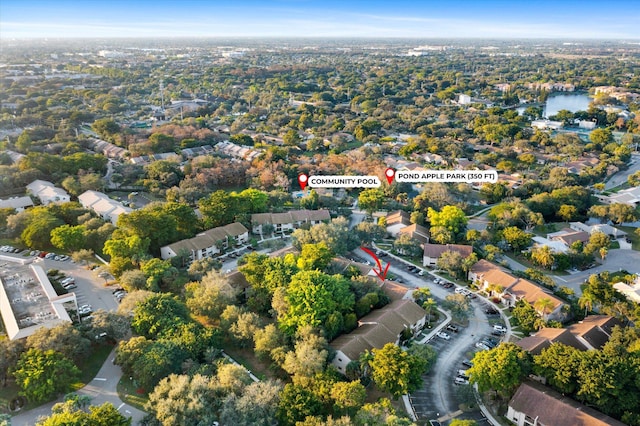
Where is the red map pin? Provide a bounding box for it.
[298,174,308,190]
[385,168,395,184]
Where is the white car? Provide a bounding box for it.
[436,332,451,340]
[454,377,469,385]
[493,325,507,334]
[475,342,490,350]
[78,304,92,315]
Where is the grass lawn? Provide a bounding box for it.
[223,344,283,381]
[72,344,114,390]
[117,376,148,411]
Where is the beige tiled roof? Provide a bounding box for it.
[423,243,473,259]
[331,300,425,360]
[509,382,626,426]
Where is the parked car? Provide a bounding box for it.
[475,342,490,350]
[457,369,469,379]
[462,359,474,368]
[436,332,451,340]
[493,325,507,334]
[485,308,499,315]
[78,304,92,315]
[63,282,77,289]
[446,324,459,333]
[481,339,496,349]
[454,377,469,385]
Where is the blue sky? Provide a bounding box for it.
[2,0,639,39]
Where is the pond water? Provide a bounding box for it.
[518,92,592,118]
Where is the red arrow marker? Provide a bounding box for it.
[385,168,395,184]
[298,174,308,190]
[361,246,390,282]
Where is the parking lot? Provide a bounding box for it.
[33,255,120,314]
[409,298,502,422]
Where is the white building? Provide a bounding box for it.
[26,180,70,205]
[78,190,133,225]
[0,256,74,340]
[613,280,640,304]
[251,209,331,236]
[0,196,34,212]
[331,300,426,374]
[160,222,249,261]
[458,94,472,105]
[531,119,563,130]
[578,120,597,130]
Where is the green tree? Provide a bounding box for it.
[220,380,283,426]
[369,343,427,399]
[512,300,543,335]
[297,242,334,271]
[534,297,556,319]
[185,270,238,319]
[131,293,190,338]
[530,245,555,269]
[283,129,302,146]
[277,383,324,426]
[393,233,423,257]
[557,204,577,222]
[533,343,582,394]
[436,250,464,277]
[13,349,80,404]
[502,226,532,252]
[442,294,472,322]
[26,323,91,364]
[354,221,386,244]
[449,420,478,426]
[50,224,86,252]
[145,373,221,426]
[428,205,468,235]
[589,128,613,145]
[140,258,178,291]
[36,400,131,426]
[198,190,238,228]
[330,381,367,415]
[468,343,529,398]
[92,118,121,140]
[282,327,328,378]
[21,212,64,248]
[71,248,95,265]
[584,231,610,256]
[358,189,385,216]
[278,270,354,335]
[0,339,25,387]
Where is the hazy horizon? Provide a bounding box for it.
[2,0,639,40]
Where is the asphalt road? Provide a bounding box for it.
[553,248,640,295]
[605,153,640,190]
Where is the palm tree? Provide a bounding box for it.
[358,350,374,379]
[599,246,608,260]
[534,297,555,320]
[578,291,598,316]
[422,298,437,324]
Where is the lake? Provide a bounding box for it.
[518,92,592,118]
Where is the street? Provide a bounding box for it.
[605,153,640,190]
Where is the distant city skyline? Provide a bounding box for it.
[2,0,639,40]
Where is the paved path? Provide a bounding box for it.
[605,153,640,190]
[11,348,145,426]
